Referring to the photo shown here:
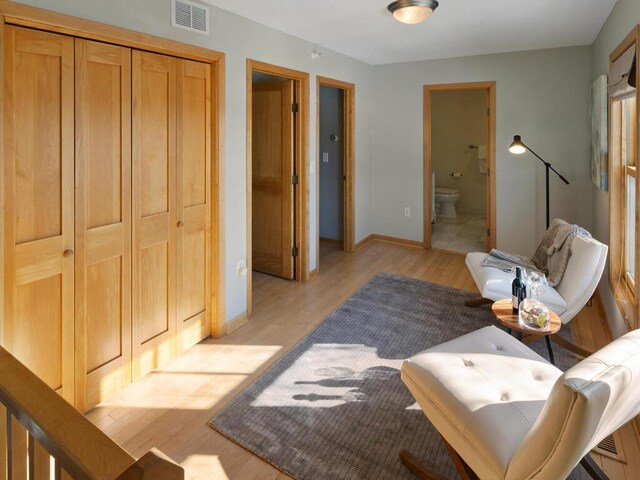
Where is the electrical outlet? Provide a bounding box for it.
[404,207,411,217]
[322,152,329,163]
[236,259,247,277]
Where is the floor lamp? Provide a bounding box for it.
[509,135,570,229]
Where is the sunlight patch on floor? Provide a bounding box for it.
[88,345,283,416]
[251,343,399,408]
[183,454,228,480]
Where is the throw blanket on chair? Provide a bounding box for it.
[482,219,592,286]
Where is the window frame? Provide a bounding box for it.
[609,33,640,332]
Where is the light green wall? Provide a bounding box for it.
[9,0,634,334]
[371,46,593,256]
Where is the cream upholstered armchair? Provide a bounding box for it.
[400,326,640,480]
[465,235,608,357]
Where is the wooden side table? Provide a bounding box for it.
[491,298,561,365]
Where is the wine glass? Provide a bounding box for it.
[527,271,548,299]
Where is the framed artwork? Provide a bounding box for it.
[590,75,609,191]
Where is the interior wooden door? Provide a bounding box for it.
[176,59,211,352]
[132,51,177,380]
[75,39,132,411]
[2,26,75,402]
[252,80,295,279]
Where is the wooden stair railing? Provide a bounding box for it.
[0,346,184,479]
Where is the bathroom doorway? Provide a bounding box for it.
[423,82,496,253]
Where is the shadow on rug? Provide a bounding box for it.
[210,273,588,479]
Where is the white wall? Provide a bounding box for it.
[591,0,640,338]
[371,47,593,255]
[13,0,375,322]
[432,89,488,216]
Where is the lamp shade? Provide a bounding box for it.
[388,0,439,25]
[509,135,527,154]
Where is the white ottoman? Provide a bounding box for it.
[401,326,562,480]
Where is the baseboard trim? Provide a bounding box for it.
[223,311,248,336]
[372,234,424,249]
[355,233,425,250]
[430,247,466,257]
[319,236,343,247]
[355,234,374,250]
[309,268,318,280]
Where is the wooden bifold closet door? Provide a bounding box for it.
[176,59,211,353]
[131,51,211,379]
[74,38,132,411]
[2,26,75,402]
[2,24,212,411]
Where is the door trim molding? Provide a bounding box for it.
[423,81,496,251]
[246,59,310,318]
[0,0,226,340]
[316,76,356,273]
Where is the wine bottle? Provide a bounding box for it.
[512,267,526,313]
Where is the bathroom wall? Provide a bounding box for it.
[431,89,488,216]
[319,86,345,241]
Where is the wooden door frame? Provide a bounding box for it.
[423,81,496,251]
[315,76,355,272]
[246,59,310,317]
[0,0,227,342]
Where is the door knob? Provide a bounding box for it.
[177,221,184,228]
[63,250,74,257]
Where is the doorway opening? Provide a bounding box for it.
[247,60,310,317]
[316,76,355,272]
[423,82,496,254]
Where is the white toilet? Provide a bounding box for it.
[434,187,460,219]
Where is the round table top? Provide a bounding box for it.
[491,298,561,336]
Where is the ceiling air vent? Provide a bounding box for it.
[172,0,210,35]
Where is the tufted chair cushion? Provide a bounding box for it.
[401,326,562,480]
[465,235,607,324]
[402,326,640,480]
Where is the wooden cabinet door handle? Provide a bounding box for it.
[63,250,74,258]
[177,221,184,228]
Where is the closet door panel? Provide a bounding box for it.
[75,39,132,411]
[132,51,177,379]
[176,59,211,351]
[3,26,74,401]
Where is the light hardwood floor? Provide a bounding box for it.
[86,240,640,480]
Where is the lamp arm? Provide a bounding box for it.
[521,142,570,185]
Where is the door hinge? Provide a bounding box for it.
[487,228,490,237]
[292,246,299,257]
[487,107,490,116]
[292,174,299,185]
[292,102,299,113]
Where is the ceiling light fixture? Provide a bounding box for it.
[387,0,439,25]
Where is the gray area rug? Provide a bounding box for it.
[210,273,588,479]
